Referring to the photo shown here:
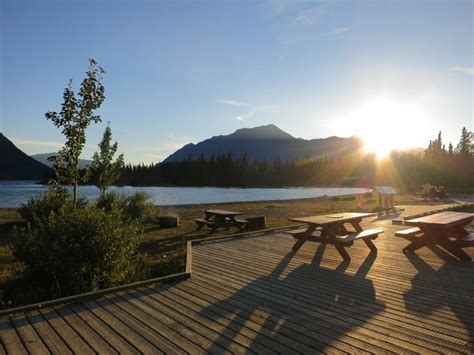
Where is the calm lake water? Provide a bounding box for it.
[0,181,371,208]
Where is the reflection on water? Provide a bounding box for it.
[0,181,371,208]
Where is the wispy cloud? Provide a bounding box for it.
[449,67,474,76]
[217,99,251,107]
[289,6,325,27]
[331,27,350,35]
[217,98,278,112]
[11,138,63,148]
[265,0,291,17]
[266,1,326,28]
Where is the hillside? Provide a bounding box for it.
[0,133,51,180]
[163,124,363,163]
[31,153,92,170]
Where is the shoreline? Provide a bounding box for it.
[0,191,371,212]
[0,184,372,209]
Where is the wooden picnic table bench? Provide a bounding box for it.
[398,211,474,261]
[287,212,383,261]
[195,209,247,233]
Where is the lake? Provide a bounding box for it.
[0,181,371,208]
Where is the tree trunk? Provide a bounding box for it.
[73,183,78,205]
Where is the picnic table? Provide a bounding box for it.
[195,209,247,233]
[400,211,474,261]
[288,212,383,261]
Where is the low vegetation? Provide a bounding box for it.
[13,202,145,297]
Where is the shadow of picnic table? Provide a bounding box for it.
[403,250,474,350]
[199,246,384,353]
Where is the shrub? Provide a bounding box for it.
[97,192,157,223]
[96,191,126,211]
[19,187,87,225]
[123,192,157,223]
[13,204,145,296]
[420,183,433,198]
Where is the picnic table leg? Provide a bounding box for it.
[291,225,317,253]
[350,219,363,233]
[363,238,377,252]
[438,238,472,261]
[350,218,376,252]
[334,241,350,261]
[402,236,426,252]
[324,224,351,261]
[292,239,306,253]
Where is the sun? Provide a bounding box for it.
[344,98,426,159]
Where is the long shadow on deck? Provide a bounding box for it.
[404,249,474,349]
[199,245,384,353]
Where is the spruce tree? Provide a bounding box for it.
[456,127,473,157]
[91,124,124,196]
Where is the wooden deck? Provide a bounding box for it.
[2,216,474,353]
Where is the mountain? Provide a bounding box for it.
[0,133,51,180]
[31,153,92,170]
[163,124,363,163]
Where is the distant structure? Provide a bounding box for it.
[374,186,398,211]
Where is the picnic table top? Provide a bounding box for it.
[203,209,244,216]
[405,211,474,228]
[289,212,375,226]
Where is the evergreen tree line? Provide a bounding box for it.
[114,127,473,190]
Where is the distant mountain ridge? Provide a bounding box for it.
[0,133,51,180]
[163,124,363,163]
[31,153,92,170]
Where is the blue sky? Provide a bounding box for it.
[1,0,472,164]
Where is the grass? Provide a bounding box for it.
[0,192,427,307]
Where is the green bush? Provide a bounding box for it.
[420,183,433,197]
[96,192,157,223]
[123,192,157,223]
[19,187,87,225]
[96,191,126,211]
[13,204,145,296]
[19,187,69,224]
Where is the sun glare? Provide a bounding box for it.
[342,98,427,159]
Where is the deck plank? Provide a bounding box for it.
[140,285,289,355]
[193,238,469,350]
[199,240,474,335]
[39,308,94,354]
[53,304,118,354]
[9,314,50,354]
[26,311,73,354]
[97,298,180,353]
[148,284,330,354]
[170,280,373,353]
[83,299,162,354]
[141,285,277,355]
[194,254,467,352]
[113,289,215,354]
[67,302,139,354]
[132,286,252,355]
[0,319,28,355]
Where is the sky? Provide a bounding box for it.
[1,0,473,164]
